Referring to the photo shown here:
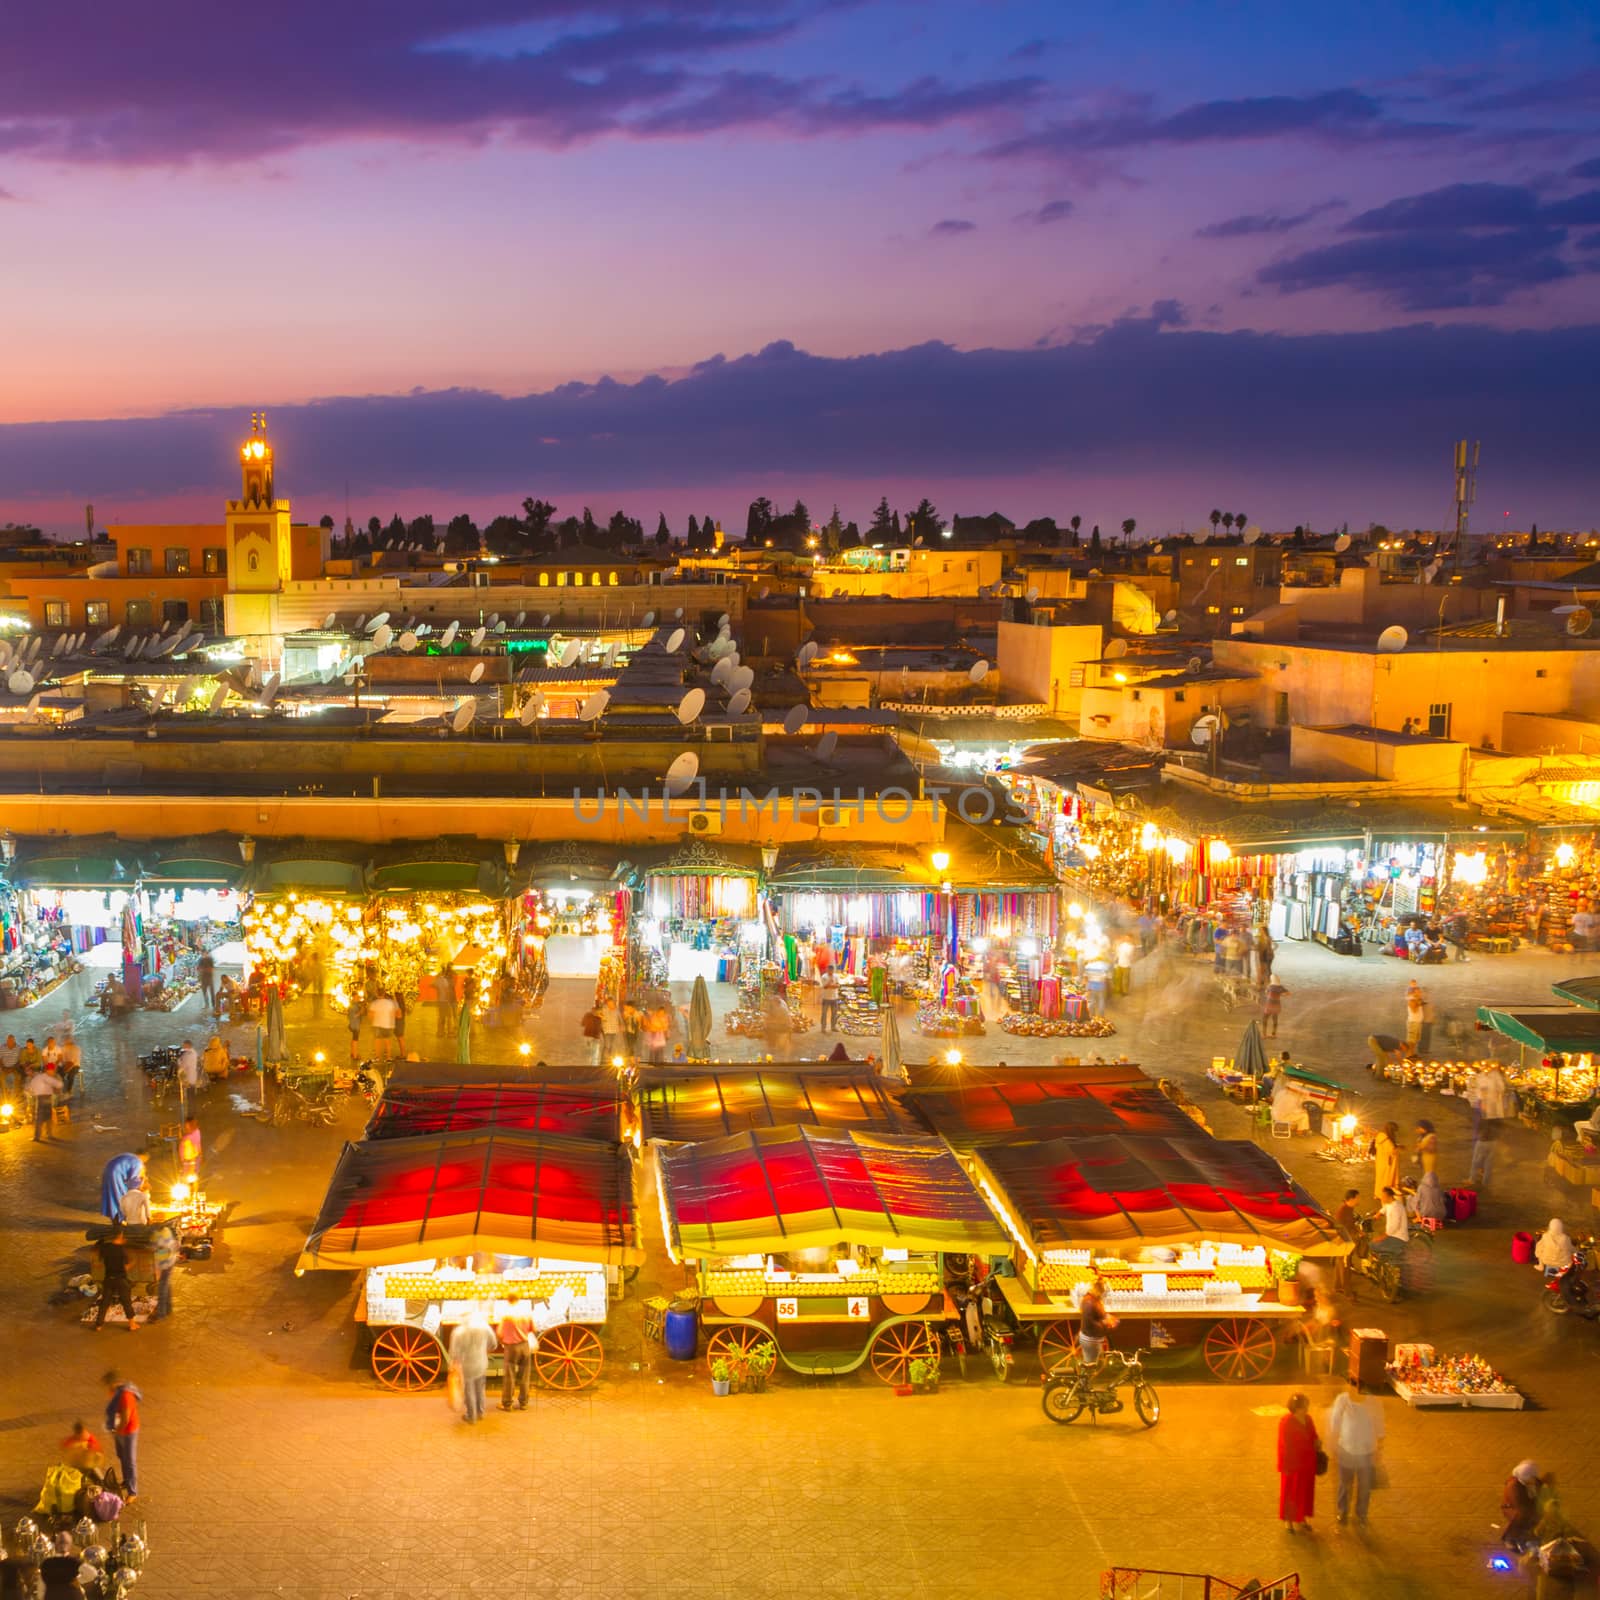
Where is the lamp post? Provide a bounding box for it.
[930,850,952,961]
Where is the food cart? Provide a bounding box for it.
[966,1132,1348,1380]
[363,1068,627,1144]
[297,1127,643,1392]
[655,1125,1010,1383]
[635,1065,920,1144]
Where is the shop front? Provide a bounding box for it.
[242,843,372,1012]
[514,843,628,988]
[624,840,764,986]
[3,837,135,1007]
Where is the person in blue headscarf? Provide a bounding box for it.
[99,1149,149,1222]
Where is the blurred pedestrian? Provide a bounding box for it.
[1327,1376,1384,1527]
[1277,1392,1321,1534]
[1113,936,1135,996]
[1413,1120,1438,1175]
[496,1301,534,1411]
[448,1309,496,1425]
[1503,1460,1547,1551]
[177,1040,203,1102]
[1404,980,1427,1051]
[102,1371,142,1498]
[347,992,364,1063]
[1469,1116,1501,1193]
[434,962,457,1039]
[367,992,398,1063]
[178,1116,202,1184]
[149,1224,179,1322]
[27,1061,63,1142]
[819,969,840,1032]
[92,1230,140,1334]
[1369,1122,1402,1200]
[306,947,325,1017]
[1260,978,1289,1038]
[198,949,216,1012]
[57,1035,82,1098]
[99,1149,148,1221]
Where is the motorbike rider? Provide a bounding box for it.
[1536,1219,1576,1281]
[1371,1186,1410,1262]
[1078,1276,1117,1371]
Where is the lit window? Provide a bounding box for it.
[44,601,69,627]
[203,548,226,575]
[1210,558,1220,567]
[126,548,152,576]
[164,547,191,576]
[1235,557,1249,566]
[539,572,549,587]
[85,601,109,627]
[608,571,619,586]
[556,572,567,587]
[1206,605,1220,615]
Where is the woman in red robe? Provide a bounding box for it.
[1277,1391,1320,1532]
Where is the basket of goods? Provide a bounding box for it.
[998,1013,1116,1039]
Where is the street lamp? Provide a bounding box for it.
[930,850,950,875]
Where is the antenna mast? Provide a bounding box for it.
[1452,438,1479,573]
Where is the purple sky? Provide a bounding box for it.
[2,1,1599,533]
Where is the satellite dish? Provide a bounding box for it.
[487,613,500,627]
[1105,639,1128,659]
[782,705,807,736]
[398,630,419,652]
[514,611,526,627]
[354,614,368,634]
[371,624,393,651]
[517,697,540,726]
[578,690,610,722]
[797,641,818,667]
[470,627,486,650]
[758,587,770,601]
[342,674,355,687]
[665,751,700,797]
[542,613,553,626]
[642,610,655,627]
[675,688,705,724]
[1568,608,1594,638]
[208,683,228,712]
[1244,525,1261,545]
[469,662,486,683]
[323,613,337,629]
[729,664,754,692]
[1152,543,1163,554]
[1162,610,1178,625]
[969,659,990,685]
[104,624,120,644]
[1334,534,1352,552]
[717,612,730,630]
[710,657,733,687]
[914,536,924,548]
[674,607,684,621]
[440,621,460,648]
[1376,625,1409,653]
[7,669,34,695]
[1027,586,1040,603]
[815,730,839,761]
[559,640,581,668]
[451,701,476,733]
[727,687,752,715]
[665,627,685,654]
[1191,713,1219,747]
[1187,655,1204,673]
[49,636,64,657]
[367,611,390,631]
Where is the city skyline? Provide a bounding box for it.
[3,1,1599,529]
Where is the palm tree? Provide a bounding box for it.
[1236,511,1248,535]
[1209,509,1222,535]
[1222,513,1235,535]
[1121,518,1136,542]
[1069,514,1082,545]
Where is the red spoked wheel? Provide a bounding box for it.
[705,1324,766,1372]
[1036,1320,1079,1374]
[1202,1318,1277,1382]
[869,1321,938,1385]
[371,1324,446,1391]
[533,1323,604,1391]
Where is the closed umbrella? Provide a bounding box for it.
[1236,1017,1268,1080]
[455,999,473,1065]
[265,988,286,1064]
[687,975,712,1062]
[881,1005,905,1082]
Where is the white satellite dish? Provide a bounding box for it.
[730,664,754,693]
[451,701,476,733]
[642,610,655,627]
[782,705,807,736]
[1376,625,1409,653]
[727,687,752,715]
[517,697,540,726]
[1191,713,1219,747]
[49,636,64,657]
[1187,656,1204,673]
[1027,586,1040,603]
[559,640,581,668]
[578,690,610,722]
[494,621,506,634]
[1105,639,1128,659]
[209,683,228,712]
[469,662,486,684]
[717,613,730,631]
[159,619,171,634]
[1162,610,1178,626]
[542,613,553,626]
[398,630,419,652]
[1244,525,1261,545]
[674,607,684,621]
[514,611,526,627]
[323,612,337,630]
[676,688,705,724]
[1568,608,1594,638]
[710,657,733,687]
[354,614,368,633]
[815,730,839,761]
[914,536,924,548]
[797,641,818,667]
[470,627,486,650]
[104,624,120,644]
[371,624,393,651]
[758,587,770,601]
[665,627,685,654]
[969,660,990,684]
[367,611,390,632]
[1334,534,1352,553]
[1152,543,1163,555]
[8,669,34,695]
[487,613,500,627]
[665,751,700,797]
[440,621,459,648]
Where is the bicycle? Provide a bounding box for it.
[1041,1347,1160,1428]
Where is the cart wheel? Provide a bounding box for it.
[943,1254,971,1281]
[705,1324,767,1372]
[1036,1320,1078,1374]
[869,1321,937,1386]
[1202,1318,1277,1382]
[371,1324,446,1391]
[534,1323,604,1390]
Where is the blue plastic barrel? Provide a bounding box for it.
[663,1301,699,1362]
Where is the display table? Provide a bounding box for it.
[1548,1142,1600,1187]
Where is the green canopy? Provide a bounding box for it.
[1476,1007,1600,1054]
[1552,978,1600,1011]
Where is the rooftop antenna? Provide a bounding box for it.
[1452,438,1479,575]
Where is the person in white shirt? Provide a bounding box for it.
[1327,1376,1386,1526]
[367,993,399,1061]
[1535,1218,1575,1278]
[1112,938,1136,996]
[448,1309,498,1425]
[177,1040,203,1095]
[1372,1186,1409,1262]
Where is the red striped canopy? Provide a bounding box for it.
[657,1125,1011,1258]
[637,1068,919,1143]
[298,1128,643,1270]
[970,1134,1345,1256]
[365,1079,624,1143]
[905,1071,1196,1146]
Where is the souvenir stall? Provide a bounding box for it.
[635,1066,920,1143]
[239,842,370,1008]
[965,1131,1348,1381]
[1475,1007,1600,1123]
[515,844,627,984]
[135,838,248,1006]
[1515,833,1600,952]
[3,837,134,1001]
[655,1125,1010,1383]
[297,1126,643,1392]
[628,842,764,985]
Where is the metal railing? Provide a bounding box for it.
[1100,1570,1301,1600]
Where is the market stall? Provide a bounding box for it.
[626,841,763,985]
[655,1125,1010,1382]
[636,1066,920,1143]
[364,1067,626,1144]
[515,843,627,985]
[965,1132,1348,1380]
[1475,1007,1600,1120]
[297,1127,643,1392]
[2,837,133,1004]
[1387,1345,1524,1409]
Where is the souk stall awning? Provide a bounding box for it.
[903,1073,1200,1148]
[637,1068,921,1143]
[296,1127,643,1271]
[136,835,246,887]
[246,839,369,896]
[941,817,1059,893]
[1552,978,1600,1011]
[7,835,140,890]
[766,844,931,893]
[368,841,505,896]
[619,841,764,883]
[968,1133,1346,1257]
[1475,1008,1600,1054]
[515,842,627,894]
[656,1125,1011,1258]
[365,1077,625,1143]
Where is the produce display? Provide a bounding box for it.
[999,1011,1116,1039]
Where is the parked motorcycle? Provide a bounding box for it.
[1041,1347,1160,1427]
[1542,1237,1600,1316]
